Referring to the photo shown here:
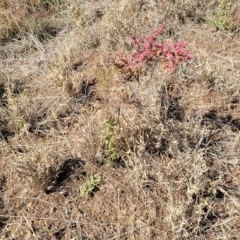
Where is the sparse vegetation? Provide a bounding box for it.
[212,0,236,31]
[0,0,240,239]
[111,24,192,79]
[102,116,121,167]
[80,173,102,197]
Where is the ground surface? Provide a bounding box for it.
[0,0,240,239]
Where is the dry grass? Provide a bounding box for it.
[0,0,240,239]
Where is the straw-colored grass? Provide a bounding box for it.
[0,0,240,239]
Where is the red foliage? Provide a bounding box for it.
[111,24,192,79]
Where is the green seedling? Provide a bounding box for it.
[103,117,120,167]
[80,174,102,197]
[212,0,235,31]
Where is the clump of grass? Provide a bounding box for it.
[15,153,57,192]
[80,173,102,197]
[0,0,65,44]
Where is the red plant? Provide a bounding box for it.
[111,24,192,79]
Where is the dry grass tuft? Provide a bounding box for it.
[0,0,240,239]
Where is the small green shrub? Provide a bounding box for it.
[80,174,102,197]
[102,117,120,167]
[212,0,235,31]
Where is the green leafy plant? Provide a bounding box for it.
[103,117,120,167]
[80,174,102,197]
[212,0,235,31]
